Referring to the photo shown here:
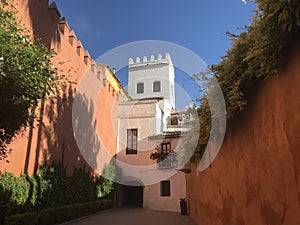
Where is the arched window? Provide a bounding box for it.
[153,81,161,92]
[137,83,144,94]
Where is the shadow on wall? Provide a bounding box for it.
[22,0,102,175]
[70,89,102,173]
[47,85,101,174]
[27,0,61,49]
[23,84,101,175]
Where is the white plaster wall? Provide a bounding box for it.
[128,57,175,109]
[155,104,163,134]
[118,100,161,153]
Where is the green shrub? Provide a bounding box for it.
[96,164,116,198]
[5,200,113,225]
[0,173,32,215]
[0,163,115,217]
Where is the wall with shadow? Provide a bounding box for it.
[0,0,119,176]
[42,85,99,175]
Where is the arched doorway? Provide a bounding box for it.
[118,180,144,207]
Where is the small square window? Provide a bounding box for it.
[137,83,144,94]
[160,180,170,196]
[153,81,161,92]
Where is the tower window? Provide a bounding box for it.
[137,83,144,94]
[153,81,161,92]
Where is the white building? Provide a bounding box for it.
[116,53,188,213]
[128,53,175,109]
[127,53,175,132]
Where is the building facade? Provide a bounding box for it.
[0,1,191,214]
[116,54,189,212]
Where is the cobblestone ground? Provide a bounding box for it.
[60,207,197,225]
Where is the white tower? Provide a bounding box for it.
[128,53,175,114]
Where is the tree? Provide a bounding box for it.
[182,0,300,163]
[0,1,61,161]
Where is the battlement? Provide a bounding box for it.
[2,0,129,176]
[15,0,128,98]
[48,2,61,22]
[46,2,128,99]
[57,16,94,67]
[128,53,172,67]
[27,1,95,67]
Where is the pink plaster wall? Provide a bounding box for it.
[186,49,300,225]
[0,0,119,176]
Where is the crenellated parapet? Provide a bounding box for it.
[29,1,129,100]
[1,0,129,176]
[13,0,128,99]
[127,52,175,109]
[128,53,172,68]
[41,2,95,68]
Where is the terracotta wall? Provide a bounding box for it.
[186,49,300,225]
[0,0,119,175]
[143,172,186,213]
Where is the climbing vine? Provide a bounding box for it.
[188,0,300,161]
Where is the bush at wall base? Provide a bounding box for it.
[0,163,115,216]
[4,199,114,225]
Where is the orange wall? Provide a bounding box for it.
[0,0,119,176]
[96,73,119,158]
[186,49,300,225]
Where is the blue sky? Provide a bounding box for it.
[53,0,256,109]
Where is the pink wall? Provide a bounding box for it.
[0,0,119,176]
[186,48,300,225]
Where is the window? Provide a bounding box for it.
[170,117,178,125]
[158,142,174,169]
[137,83,144,94]
[160,181,171,196]
[126,129,138,154]
[161,142,171,152]
[153,81,161,92]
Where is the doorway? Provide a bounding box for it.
[118,181,143,207]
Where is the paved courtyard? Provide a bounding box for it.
[61,207,197,225]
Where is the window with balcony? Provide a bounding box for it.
[157,142,176,169]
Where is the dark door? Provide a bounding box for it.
[122,185,143,207]
[118,181,143,207]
